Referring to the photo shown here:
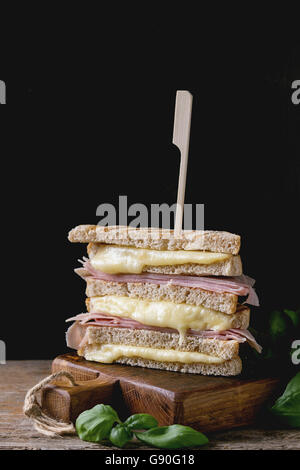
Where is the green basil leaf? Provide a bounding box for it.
[135,424,209,449]
[271,372,300,428]
[109,424,133,448]
[124,413,158,430]
[262,346,275,360]
[269,310,287,340]
[284,309,300,329]
[76,404,121,442]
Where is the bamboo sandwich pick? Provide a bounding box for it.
[172,90,193,237]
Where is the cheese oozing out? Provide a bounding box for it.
[80,343,225,365]
[89,244,231,274]
[88,295,239,342]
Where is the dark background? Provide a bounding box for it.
[1,33,299,359]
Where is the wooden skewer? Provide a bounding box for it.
[172,90,193,237]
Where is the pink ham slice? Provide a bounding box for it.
[66,313,262,353]
[66,321,88,350]
[78,259,259,307]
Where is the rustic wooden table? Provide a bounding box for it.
[0,361,299,450]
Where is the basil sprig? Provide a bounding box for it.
[76,404,121,442]
[124,413,158,430]
[76,405,208,448]
[244,308,300,376]
[135,424,209,449]
[109,423,133,448]
[284,309,300,329]
[270,372,300,428]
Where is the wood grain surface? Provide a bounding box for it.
[0,361,299,450]
[48,353,281,433]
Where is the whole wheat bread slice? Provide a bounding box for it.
[76,267,238,314]
[83,325,240,360]
[85,297,250,330]
[69,225,241,254]
[87,242,243,277]
[79,325,242,376]
[114,356,242,376]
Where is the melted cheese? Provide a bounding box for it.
[81,344,224,365]
[88,296,236,342]
[90,244,230,274]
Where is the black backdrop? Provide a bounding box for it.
[1,39,299,360]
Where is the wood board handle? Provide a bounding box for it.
[41,376,119,424]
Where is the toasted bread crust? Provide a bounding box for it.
[75,268,238,314]
[85,297,250,330]
[69,225,241,255]
[113,356,242,376]
[86,242,243,277]
[141,257,242,276]
[84,325,240,360]
[78,326,242,376]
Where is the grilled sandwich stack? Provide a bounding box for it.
[66,225,261,376]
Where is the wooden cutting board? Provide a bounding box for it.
[41,353,280,433]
